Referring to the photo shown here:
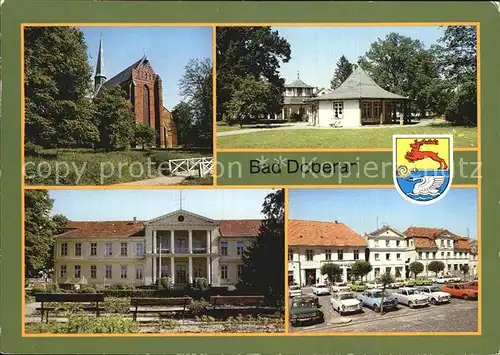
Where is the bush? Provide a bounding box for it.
[103,297,131,314]
[65,315,139,333]
[159,277,172,290]
[188,299,210,315]
[289,112,305,122]
[79,285,97,293]
[109,283,135,290]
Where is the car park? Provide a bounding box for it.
[441,283,478,300]
[330,291,362,316]
[289,284,303,298]
[356,289,398,313]
[416,285,451,304]
[392,287,430,308]
[289,295,322,326]
[312,283,330,296]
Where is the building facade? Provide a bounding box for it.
[53,210,261,288]
[404,227,475,278]
[288,220,366,286]
[93,37,178,148]
[364,226,407,281]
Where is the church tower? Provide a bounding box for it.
[94,35,106,93]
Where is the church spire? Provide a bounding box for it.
[94,34,106,93]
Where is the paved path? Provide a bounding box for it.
[217,119,437,137]
[116,176,186,186]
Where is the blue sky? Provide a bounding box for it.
[48,189,274,221]
[80,27,213,110]
[273,26,444,89]
[289,189,477,238]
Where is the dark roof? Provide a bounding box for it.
[310,65,408,101]
[103,56,147,88]
[285,79,314,88]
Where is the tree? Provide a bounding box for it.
[351,260,372,281]
[320,263,342,283]
[427,260,446,277]
[178,58,213,148]
[224,75,273,126]
[436,26,477,126]
[241,189,285,305]
[25,190,67,278]
[330,55,353,89]
[379,272,395,315]
[409,261,424,279]
[24,27,99,150]
[460,264,470,280]
[216,27,291,121]
[93,86,136,151]
[171,101,196,147]
[134,123,155,150]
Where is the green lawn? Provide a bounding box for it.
[216,122,257,132]
[25,148,212,185]
[217,126,477,149]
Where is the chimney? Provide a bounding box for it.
[133,217,137,224]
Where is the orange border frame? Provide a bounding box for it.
[21,22,481,337]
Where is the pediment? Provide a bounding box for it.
[146,209,217,228]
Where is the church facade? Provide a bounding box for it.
[93,37,178,148]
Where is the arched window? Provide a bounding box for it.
[143,85,150,126]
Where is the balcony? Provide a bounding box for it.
[154,246,210,254]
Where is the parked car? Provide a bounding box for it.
[434,277,451,284]
[330,292,362,316]
[414,279,433,286]
[356,289,398,313]
[440,283,478,300]
[416,285,451,305]
[392,287,430,308]
[388,280,403,289]
[289,285,303,298]
[349,282,367,292]
[312,283,330,296]
[467,281,478,291]
[365,281,383,289]
[289,295,322,326]
[331,284,351,293]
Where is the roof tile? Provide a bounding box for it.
[289,220,366,247]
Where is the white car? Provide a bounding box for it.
[416,285,451,305]
[366,282,383,289]
[312,283,330,296]
[289,285,303,298]
[392,287,430,308]
[330,292,362,315]
[389,281,403,289]
[434,277,449,284]
[331,283,351,293]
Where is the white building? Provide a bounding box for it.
[53,209,262,288]
[280,73,317,121]
[307,65,410,128]
[288,220,366,286]
[364,225,407,281]
[404,227,474,278]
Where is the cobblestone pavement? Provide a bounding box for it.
[290,287,478,333]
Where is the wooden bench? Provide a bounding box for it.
[130,297,192,321]
[35,293,105,323]
[209,295,265,309]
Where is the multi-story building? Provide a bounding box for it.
[288,220,366,286]
[404,227,472,277]
[53,209,262,288]
[468,239,478,277]
[364,225,407,281]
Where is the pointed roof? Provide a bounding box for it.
[285,71,314,88]
[311,65,408,101]
[103,55,149,88]
[95,36,105,79]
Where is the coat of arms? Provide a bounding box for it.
[393,135,453,205]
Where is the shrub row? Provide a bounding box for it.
[26,315,139,334]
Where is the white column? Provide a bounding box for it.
[152,258,157,285]
[281,107,285,119]
[188,257,193,283]
[206,230,210,253]
[170,230,174,254]
[170,257,175,284]
[188,230,193,254]
[152,230,157,253]
[342,267,348,282]
[158,237,162,281]
[206,257,211,284]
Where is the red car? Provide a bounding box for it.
[467,281,478,291]
[440,283,478,300]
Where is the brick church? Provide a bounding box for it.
[93,37,177,148]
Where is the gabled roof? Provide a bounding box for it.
[145,209,217,225]
[59,221,145,238]
[404,226,471,250]
[288,220,366,247]
[310,65,408,101]
[366,225,406,239]
[218,220,263,238]
[103,56,149,88]
[285,78,314,88]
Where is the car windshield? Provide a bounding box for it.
[293,299,315,308]
[372,291,389,298]
[338,293,354,300]
[430,286,440,292]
